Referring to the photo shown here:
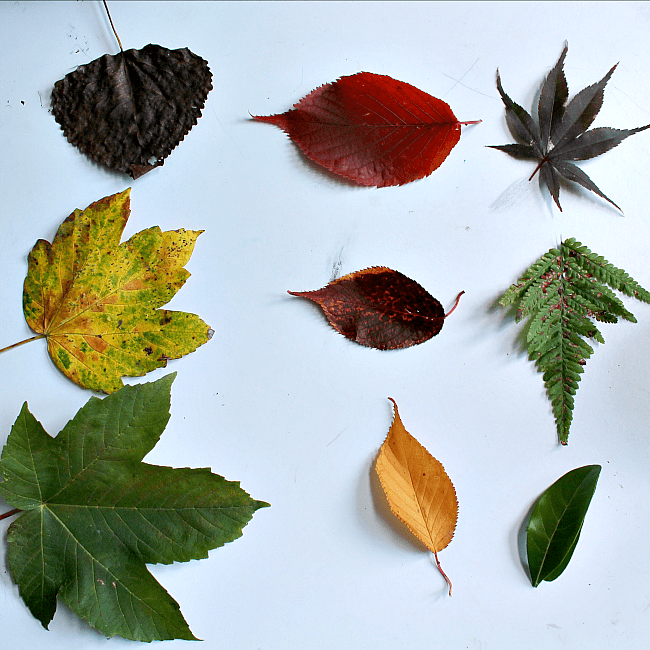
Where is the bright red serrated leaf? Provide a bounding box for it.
[254,72,479,187]
[288,267,463,349]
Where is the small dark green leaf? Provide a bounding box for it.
[526,465,601,587]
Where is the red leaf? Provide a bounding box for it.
[288,267,463,350]
[254,72,479,187]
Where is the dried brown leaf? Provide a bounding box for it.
[375,399,458,594]
[51,45,212,178]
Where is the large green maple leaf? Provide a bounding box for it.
[0,374,269,641]
[500,238,650,444]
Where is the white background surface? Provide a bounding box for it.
[1,2,650,648]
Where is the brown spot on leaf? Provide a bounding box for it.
[84,335,109,354]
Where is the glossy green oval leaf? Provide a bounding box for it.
[526,464,601,587]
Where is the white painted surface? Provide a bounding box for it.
[1,2,649,648]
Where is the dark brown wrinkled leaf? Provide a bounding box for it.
[490,44,650,211]
[288,267,463,350]
[51,44,212,179]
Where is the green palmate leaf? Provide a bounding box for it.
[18,188,212,393]
[527,465,600,587]
[500,238,650,444]
[0,374,269,641]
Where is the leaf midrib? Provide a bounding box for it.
[339,294,442,323]
[43,504,171,631]
[533,476,590,583]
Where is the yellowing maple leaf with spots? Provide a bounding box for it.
[11,189,211,392]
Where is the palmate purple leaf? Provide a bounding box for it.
[489,44,650,211]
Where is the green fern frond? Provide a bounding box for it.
[500,248,560,308]
[565,238,650,302]
[500,239,648,445]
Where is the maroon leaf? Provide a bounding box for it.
[254,72,479,187]
[288,267,463,350]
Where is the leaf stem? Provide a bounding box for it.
[459,120,482,126]
[0,334,46,355]
[433,551,451,596]
[529,157,547,181]
[102,0,123,52]
[445,291,465,318]
[434,550,453,596]
[0,508,21,521]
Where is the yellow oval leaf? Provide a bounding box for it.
[375,398,458,594]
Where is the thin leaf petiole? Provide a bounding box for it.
[445,291,465,318]
[102,0,123,52]
[0,334,46,355]
[0,508,21,521]
[528,157,547,181]
[434,550,453,596]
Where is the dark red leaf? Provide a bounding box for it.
[288,267,463,350]
[254,72,479,187]
[51,44,212,179]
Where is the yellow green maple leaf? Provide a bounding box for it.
[20,188,211,393]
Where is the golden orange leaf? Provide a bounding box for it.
[375,398,458,594]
